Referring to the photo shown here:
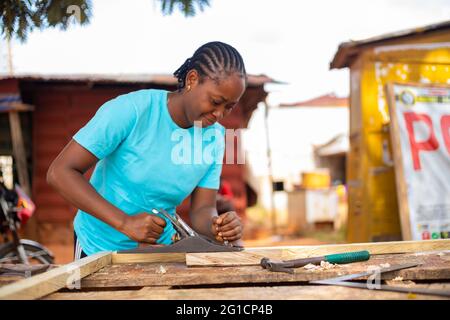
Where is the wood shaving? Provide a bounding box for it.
[156,265,167,274]
[386,279,416,287]
[392,276,403,281]
[303,261,341,271]
[303,263,320,270]
[320,261,340,269]
[413,250,450,256]
[367,265,379,269]
[380,263,391,268]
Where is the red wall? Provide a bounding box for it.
[30,87,136,221]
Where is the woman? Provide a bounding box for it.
[47,41,246,259]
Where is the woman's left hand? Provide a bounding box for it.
[211,211,243,243]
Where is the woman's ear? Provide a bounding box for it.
[185,69,200,89]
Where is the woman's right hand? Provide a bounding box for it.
[119,213,166,244]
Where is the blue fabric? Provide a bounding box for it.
[73,89,225,255]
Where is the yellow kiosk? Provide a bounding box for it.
[330,21,450,242]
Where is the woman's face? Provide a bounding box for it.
[185,71,246,128]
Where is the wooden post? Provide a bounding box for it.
[9,110,38,240]
[9,112,30,195]
[263,99,277,235]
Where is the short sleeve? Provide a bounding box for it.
[73,94,137,159]
[197,126,225,190]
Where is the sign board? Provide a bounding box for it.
[387,83,450,241]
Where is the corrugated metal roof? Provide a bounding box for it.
[0,73,282,87]
[280,93,348,107]
[330,19,450,69]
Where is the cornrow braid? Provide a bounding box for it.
[173,41,247,90]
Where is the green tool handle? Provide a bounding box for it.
[325,250,370,264]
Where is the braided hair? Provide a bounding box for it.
[173,41,247,90]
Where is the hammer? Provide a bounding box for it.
[261,250,370,274]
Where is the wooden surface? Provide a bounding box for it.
[9,111,31,196]
[186,239,450,266]
[110,239,450,267]
[2,244,450,300]
[9,110,38,239]
[43,283,450,300]
[0,101,34,113]
[78,251,450,289]
[112,252,185,264]
[0,275,24,288]
[43,250,450,300]
[0,264,58,287]
[0,252,111,300]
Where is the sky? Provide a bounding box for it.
[2,0,450,105]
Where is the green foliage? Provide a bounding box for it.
[159,0,210,17]
[0,0,211,42]
[0,0,91,41]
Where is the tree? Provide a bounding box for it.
[0,0,211,42]
[159,0,210,17]
[0,0,91,41]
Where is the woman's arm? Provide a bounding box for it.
[189,187,243,243]
[189,187,219,239]
[47,139,165,244]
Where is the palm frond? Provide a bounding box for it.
[0,0,92,42]
[158,0,211,17]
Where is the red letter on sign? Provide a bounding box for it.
[441,115,450,155]
[404,112,439,171]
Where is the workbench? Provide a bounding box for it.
[1,240,449,300]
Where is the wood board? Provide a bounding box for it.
[43,283,450,300]
[0,251,111,300]
[110,239,450,267]
[80,251,450,289]
[1,240,450,300]
[186,239,450,267]
[112,252,186,264]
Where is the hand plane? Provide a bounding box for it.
[118,208,244,254]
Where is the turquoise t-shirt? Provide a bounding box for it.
[73,89,225,255]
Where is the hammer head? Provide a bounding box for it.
[260,257,294,274]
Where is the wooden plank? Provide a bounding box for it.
[9,111,31,196]
[187,239,450,266]
[111,247,286,265]
[112,252,186,264]
[0,276,24,288]
[43,283,449,300]
[81,251,450,289]
[0,264,59,287]
[9,110,39,240]
[0,102,34,113]
[0,252,112,300]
